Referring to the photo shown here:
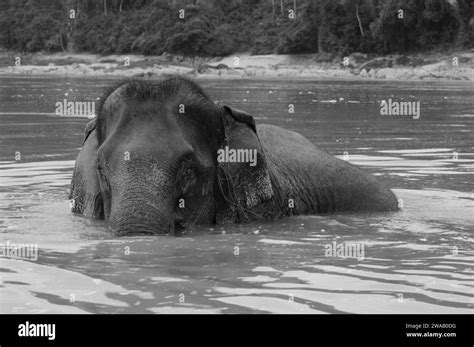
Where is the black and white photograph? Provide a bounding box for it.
[0,0,473,342]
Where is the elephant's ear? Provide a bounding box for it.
[83,117,97,145]
[69,117,104,220]
[216,106,274,222]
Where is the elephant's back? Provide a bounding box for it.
[257,124,324,157]
[256,124,399,213]
[256,123,346,173]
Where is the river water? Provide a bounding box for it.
[0,76,473,313]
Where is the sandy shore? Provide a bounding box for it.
[1,50,473,81]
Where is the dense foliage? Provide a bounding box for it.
[0,0,472,56]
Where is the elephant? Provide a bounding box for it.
[69,76,399,236]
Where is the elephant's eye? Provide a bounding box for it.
[97,163,104,175]
[181,167,198,194]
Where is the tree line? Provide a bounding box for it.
[0,0,472,57]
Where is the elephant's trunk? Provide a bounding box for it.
[109,202,173,236]
[97,153,178,235]
[107,189,175,236]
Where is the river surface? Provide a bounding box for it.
[0,76,473,314]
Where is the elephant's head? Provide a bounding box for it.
[84,77,273,236]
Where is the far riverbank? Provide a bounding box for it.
[0,50,473,81]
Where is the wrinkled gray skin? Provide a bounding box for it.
[70,77,398,236]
